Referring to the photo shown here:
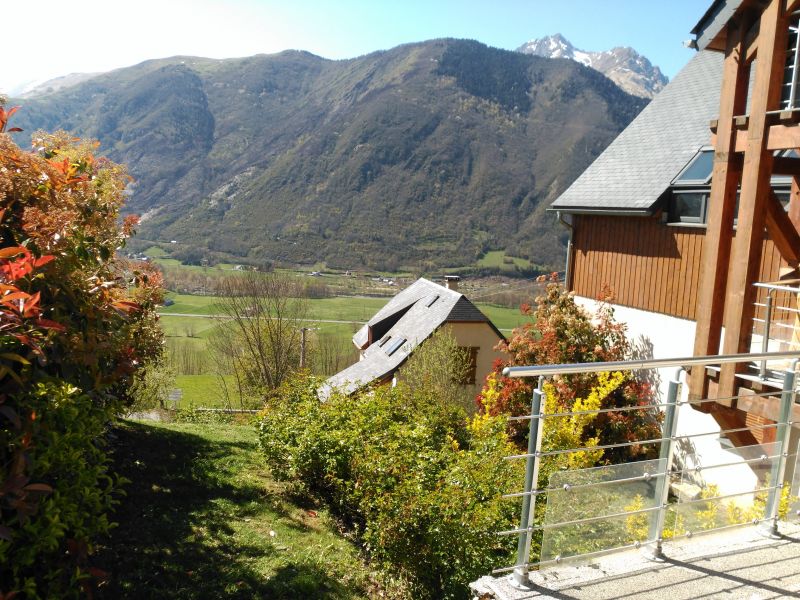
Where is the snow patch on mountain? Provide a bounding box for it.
[516,34,668,99]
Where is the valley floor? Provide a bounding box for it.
[92,419,383,599]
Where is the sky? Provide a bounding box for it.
[4,0,705,95]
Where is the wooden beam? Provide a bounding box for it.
[745,22,760,63]
[790,175,800,230]
[719,0,789,400]
[787,0,800,15]
[732,122,800,151]
[690,21,750,403]
[710,404,760,447]
[765,190,800,264]
[771,155,800,175]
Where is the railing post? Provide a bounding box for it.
[761,359,797,536]
[760,291,775,379]
[512,378,545,588]
[648,368,683,560]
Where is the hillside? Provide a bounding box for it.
[12,40,647,271]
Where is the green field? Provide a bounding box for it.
[477,250,532,270]
[160,292,525,329]
[158,287,528,407]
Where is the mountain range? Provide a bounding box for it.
[517,34,668,99]
[10,39,648,272]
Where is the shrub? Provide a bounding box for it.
[0,381,121,596]
[258,372,522,599]
[477,281,661,463]
[0,111,163,597]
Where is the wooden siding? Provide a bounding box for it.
[571,215,789,321]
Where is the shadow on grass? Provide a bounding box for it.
[93,421,361,599]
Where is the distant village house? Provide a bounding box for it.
[319,276,505,405]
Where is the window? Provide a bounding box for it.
[425,294,440,308]
[384,337,406,356]
[672,150,713,185]
[669,191,707,224]
[668,187,790,226]
[378,335,392,348]
[781,15,800,110]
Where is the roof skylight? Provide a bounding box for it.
[384,337,406,356]
[672,149,714,185]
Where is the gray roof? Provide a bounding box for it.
[319,278,503,400]
[551,51,723,214]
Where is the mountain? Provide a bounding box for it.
[10,40,647,272]
[517,34,668,99]
[16,72,102,98]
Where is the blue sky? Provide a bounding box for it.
[5,0,704,95]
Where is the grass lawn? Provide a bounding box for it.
[173,374,238,408]
[476,250,531,270]
[161,314,222,338]
[476,303,528,332]
[161,293,223,315]
[160,292,526,330]
[94,420,380,599]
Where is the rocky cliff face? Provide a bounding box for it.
[517,33,668,99]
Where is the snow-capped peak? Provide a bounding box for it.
[516,34,668,99]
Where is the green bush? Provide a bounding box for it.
[258,374,522,599]
[0,381,122,597]
[1,112,163,596]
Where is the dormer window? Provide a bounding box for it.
[666,147,791,225]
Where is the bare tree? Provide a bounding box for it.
[211,272,308,400]
[310,331,359,376]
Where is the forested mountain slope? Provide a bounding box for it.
[13,39,647,270]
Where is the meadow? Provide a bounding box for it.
[151,254,532,408]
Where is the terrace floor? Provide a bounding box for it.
[472,522,800,599]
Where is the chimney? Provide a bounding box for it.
[444,275,460,291]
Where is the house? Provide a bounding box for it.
[319,276,505,403]
[551,0,800,490]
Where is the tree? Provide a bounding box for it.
[401,327,474,412]
[211,272,308,403]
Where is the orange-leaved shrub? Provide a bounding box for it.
[0,108,163,598]
[477,279,662,465]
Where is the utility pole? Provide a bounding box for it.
[299,326,319,370]
[300,327,308,369]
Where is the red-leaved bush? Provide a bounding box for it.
[1,108,163,597]
[477,277,661,464]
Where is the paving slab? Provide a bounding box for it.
[472,522,800,599]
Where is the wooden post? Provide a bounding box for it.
[789,175,800,231]
[719,0,789,400]
[300,327,307,369]
[690,19,750,402]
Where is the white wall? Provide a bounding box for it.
[575,296,760,497]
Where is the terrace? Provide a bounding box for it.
[470,350,800,598]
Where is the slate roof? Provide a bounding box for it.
[319,278,503,400]
[551,50,723,214]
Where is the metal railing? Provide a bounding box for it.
[753,281,800,379]
[496,351,800,588]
